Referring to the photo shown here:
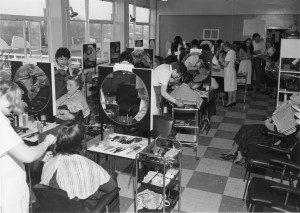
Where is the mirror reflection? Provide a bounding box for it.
[13,64,51,114]
[100,70,149,125]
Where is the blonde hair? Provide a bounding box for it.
[0,81,24,114]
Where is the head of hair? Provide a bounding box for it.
[241,38,254,54]
[131,50,151,68]
[55,122,85,154]
[119,51,133,64]
[55,47,71,60]
[174,36,183,45]
[200,44,211,51]
[191,39,200,48]
[164,55,178,64]
[182,73,194,84]
[171,61,187,76]
[0,80,24,115]
[223,42,231,48]
[171,36,183,54]
[252,33,261,40]
[66,75,81,89]
[216,39,223,45]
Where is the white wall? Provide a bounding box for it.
[156,0,300,55]
[157,0,300,15]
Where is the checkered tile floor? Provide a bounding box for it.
[89,90,277,212]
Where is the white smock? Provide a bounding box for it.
[0,112,29,213]
[152,64,172,115]
[224,49,237,92]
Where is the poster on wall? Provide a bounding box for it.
[149,39,155,49]
[243,19,266,37]
[110,41,121,64]
[135,40,143,47]
[82,43,97,69]
[11,61,56,116]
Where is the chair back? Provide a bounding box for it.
[33,184,85,212]
[172,107,199,127]
[152,115,174,138]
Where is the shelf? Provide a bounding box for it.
[137,188,180,213]
[140,172,180,193]
[278,89,300,94]
[280,70,300,74]
[175,133,196,143]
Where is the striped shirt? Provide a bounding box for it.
[40,154,110,199]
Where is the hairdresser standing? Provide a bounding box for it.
[0,81,56,213]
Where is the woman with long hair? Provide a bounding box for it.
[238,38,254,86]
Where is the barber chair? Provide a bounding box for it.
[242,136,300,200]
[247,176,300,212]
[151,114,175,139]
[33,185,120,213]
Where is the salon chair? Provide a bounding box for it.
[151,114,175,138]
[242,136,300,200]
[247,176,300,212]
[33,185,120,213]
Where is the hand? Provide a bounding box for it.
[175,100,184,107]
[59,109,69,115]
[45,134,57,146]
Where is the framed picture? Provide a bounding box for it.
[110,41,121,64]
[82,43,97,69]
[135,40,143,47]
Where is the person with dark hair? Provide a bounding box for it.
[168,36,185,56]
[40,122,117,207]
[0,80,57,213]
[191,39,200,49]
[219,42,237,107]
[170,73,203,107]
[164,55,178,64]
[54,47,71,99]
[119,51,134,64]
[238,38,254,86]
[56,76,90,124]
[252,33,266,91]
[152,61,187,114]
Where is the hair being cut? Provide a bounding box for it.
[0,80,24,114]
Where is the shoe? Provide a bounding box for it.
[234,160,245,166]
[230,102,236,106]
[223,103,232,108]
[220,152,238,161]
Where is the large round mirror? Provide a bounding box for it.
[100,70,149,125]
[182,51,212,82]
[13,64,51,114]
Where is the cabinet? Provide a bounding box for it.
[277,39,300,106]
[134,138,182,213]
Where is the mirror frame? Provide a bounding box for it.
[11,61,56,116]
[98,65,152,131]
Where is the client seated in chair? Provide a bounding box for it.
[40,122,117,208]
[170,73,203,108]
[56,76,90,124]
[220,101,299,165]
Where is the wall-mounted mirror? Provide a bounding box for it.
[98,66,152,131]
[13,63,51,114]
[101,70,149,125]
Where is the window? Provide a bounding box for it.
[69,0,113,63]
[203,29,219,40]
[0,0,47,62]
[129,4,150,48]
